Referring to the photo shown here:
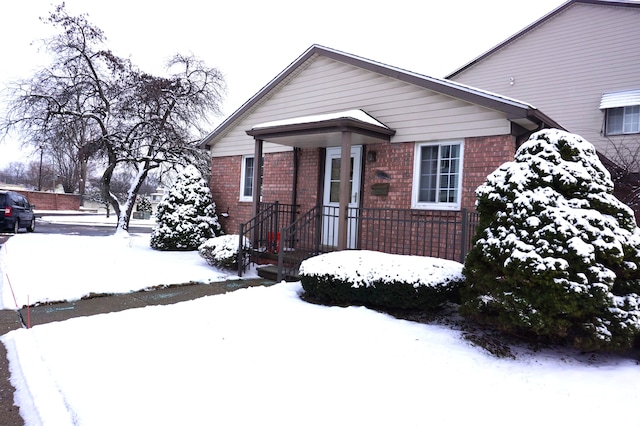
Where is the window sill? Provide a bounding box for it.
[411,203,461,211]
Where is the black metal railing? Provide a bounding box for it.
[237,202,299,276]
[356,207,479,263]
[276,205,325,281]
[271,205,480,281]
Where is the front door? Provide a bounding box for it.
[322,146,362,248]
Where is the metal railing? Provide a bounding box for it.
[272,205,480,281]
[237,202,299,276]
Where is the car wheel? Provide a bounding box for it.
[12,220,19,234]
[27,218,35,232]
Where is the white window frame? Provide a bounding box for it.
[239,155,263,202]
[239,155,255,202]
[605,105,640,136]
[411,140,464,211]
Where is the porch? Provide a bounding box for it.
[238,202,479,281]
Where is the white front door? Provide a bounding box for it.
[322,146,362,248]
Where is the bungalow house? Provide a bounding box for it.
[446,0,640,216]
[200,45,561,280]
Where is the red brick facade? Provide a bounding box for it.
[210,135,516,254]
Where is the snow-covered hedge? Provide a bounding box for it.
[299,250,464,310]
[461,129,640,352]
[199,235,250,270]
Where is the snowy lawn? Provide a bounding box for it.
[0,217,639,425]
[0,232,242,309]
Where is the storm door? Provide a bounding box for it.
[322,146,362,248]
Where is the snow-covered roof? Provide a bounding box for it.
[251,109,391,131]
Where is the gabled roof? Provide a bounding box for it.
[200,45,562,148]
[446,0,640,79]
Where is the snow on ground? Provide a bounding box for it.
[0,231,240,310]
[1,214,640,425]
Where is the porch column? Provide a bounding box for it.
[252,138,263,219]
[338,131,352,250]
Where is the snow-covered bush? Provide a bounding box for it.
[150,165,222,251]
[300,250,464,310]
[199,235,250,270]
[461,129,640,352]
[136,195,152,213]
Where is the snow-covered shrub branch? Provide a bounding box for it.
[199,235,250,270]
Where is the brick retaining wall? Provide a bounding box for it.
[12,190,81,211]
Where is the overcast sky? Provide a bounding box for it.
[0,0,568,167]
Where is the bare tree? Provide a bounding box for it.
[1,4,225,232]
[604,136,640,223]
[0,162,27,185]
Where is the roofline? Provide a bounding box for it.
[446,0,640,79]
[200,45,562,148]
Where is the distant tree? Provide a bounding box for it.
[1,4,225,233]
[0,162,27,186]
[461,129,640,352]
[150,165,222,251]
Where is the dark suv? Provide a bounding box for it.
[0,190,36,233]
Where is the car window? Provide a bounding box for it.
[0,194,5,205]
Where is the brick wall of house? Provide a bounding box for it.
[295,148,322,213]
[210,155,248,234]
[462,135,516,210]
[361,143,414,209]
[262,151,294,204]
[361,135,515,211]
[13,190,81,211]
[210,134,516,258]
[358,135,516,260]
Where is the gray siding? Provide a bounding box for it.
[450,2,640,158]
[211,55,510,157]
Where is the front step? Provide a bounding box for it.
[256,265,299,282]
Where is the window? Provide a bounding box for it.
[412,140,463,210]
[606,106,640,135]
[239,155,263,202]
[600,89,640,136]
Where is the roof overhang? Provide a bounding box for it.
[245,109,396,148]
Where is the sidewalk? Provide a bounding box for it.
[0,278,275,426]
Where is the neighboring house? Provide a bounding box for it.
[200,45,561,279]
[446,0,640,172]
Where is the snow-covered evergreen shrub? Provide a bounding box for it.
[150,165,222,251]
[136,195,152,213]
[199,235,250,270]
[461,129,640,352]
[300,251,464,310]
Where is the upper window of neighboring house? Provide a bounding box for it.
[601,89,640,136]
[239,155,263,202]
[606,106,640,135]
[412,140,464,210]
